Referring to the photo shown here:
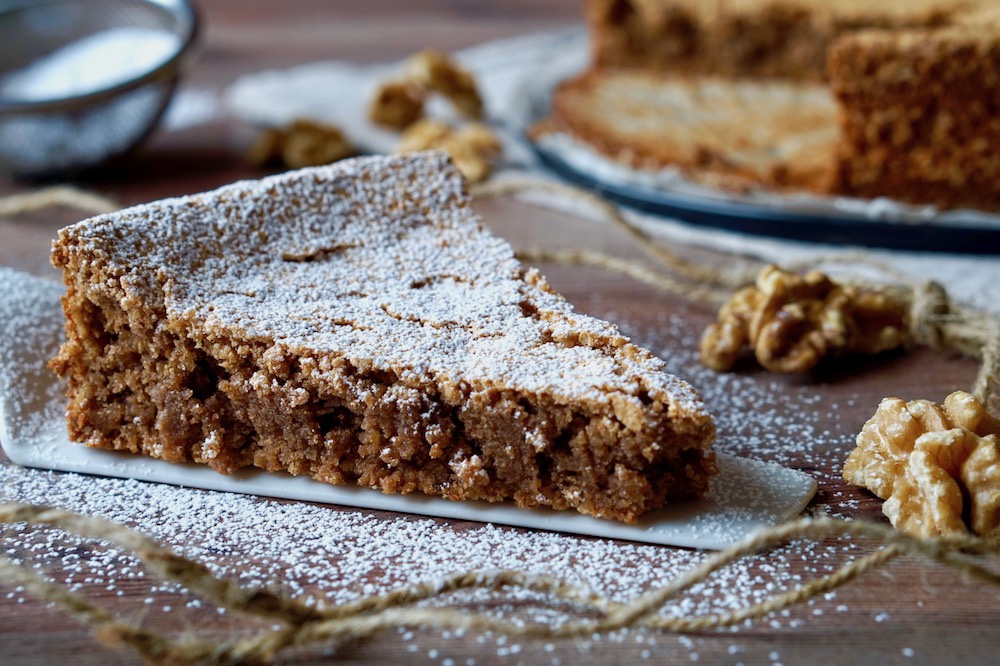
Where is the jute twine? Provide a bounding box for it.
[2,503,998,666]
[1,181,1000,664]
[472,177,1000,409]
[0,185,118,218]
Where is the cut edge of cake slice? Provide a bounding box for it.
[535,68,840,193]
[828,26,1000,210]
[49,150,716,523]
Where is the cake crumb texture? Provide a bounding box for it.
[829,28,1000,210]
[568,0,1000,210]
[543,69,839,192]
[49,151,716,523]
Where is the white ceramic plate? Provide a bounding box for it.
[0,268,816,549]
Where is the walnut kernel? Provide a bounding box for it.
[404,49,484,119]
[396,118,453,153]
[248,119,355,169]
[368,80,426,129]
[843,391,1000,540]
[396,120,501,183]
[700,264,909,373]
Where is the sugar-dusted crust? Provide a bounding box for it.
[538,69,839,193]
[49,151,716,523]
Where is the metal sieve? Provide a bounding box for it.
[0,0,198,177]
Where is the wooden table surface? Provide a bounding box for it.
[1,2,998,664]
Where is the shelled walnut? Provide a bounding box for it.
[368,49,485,130]
[248,119,355,169]
[368,80,426,129]
[397,119,501,183]
[404,49,484,120]
[699,264,910,373]
[844,391,1000,540]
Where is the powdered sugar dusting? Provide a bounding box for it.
[55,151,706,418]
[0,270,934,659]
[0,463,862,632]
[0,267,812,549]
[0,268,66,450]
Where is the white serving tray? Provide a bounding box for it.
[0,268,816,550]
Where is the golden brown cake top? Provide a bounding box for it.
[52,152,710,425]
[612,0,972,24]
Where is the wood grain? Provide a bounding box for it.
[1,2,998,665]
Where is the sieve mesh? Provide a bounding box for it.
[0,0,197,177]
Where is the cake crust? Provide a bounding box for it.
[585,0,964,81]
[539,69,839,193]
[50,151,716,523]
[829,28,1000,210]
[555,0,1000,210]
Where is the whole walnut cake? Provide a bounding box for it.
[552,0,1000,210]
[49,151,716,523]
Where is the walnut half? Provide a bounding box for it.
[368,80,426,130]
[843,391,1000,540]
[404,49,484,120]
[396,119,501,183]
[368,50,485,130]
[699,265,910,373]
[248,119,355,170]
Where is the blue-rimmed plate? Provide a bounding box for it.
[531,141,1000,254]
[514,32,1000,255]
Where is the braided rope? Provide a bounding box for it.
[3,503,998,665]
[1,181,999,663]
[0,185,118,217]
[474,177,1000,407]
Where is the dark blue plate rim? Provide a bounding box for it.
[531,144,1000,255]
